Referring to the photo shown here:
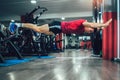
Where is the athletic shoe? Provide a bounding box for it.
[9,22,17,33]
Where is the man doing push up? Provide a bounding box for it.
[9,18,112,35]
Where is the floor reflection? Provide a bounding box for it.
[0,49,120,80]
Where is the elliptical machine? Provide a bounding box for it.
[20,6,48,56]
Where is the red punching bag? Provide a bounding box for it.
[102,12,117,60]
[55,33,63,50]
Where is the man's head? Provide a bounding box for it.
[84,27,94,33]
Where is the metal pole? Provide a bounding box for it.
[117,0,120,59]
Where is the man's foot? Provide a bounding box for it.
[9,22,22,33]
[9,22,17,33]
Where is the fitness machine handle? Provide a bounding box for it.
[28,6,41,17]
[34,8,48,20]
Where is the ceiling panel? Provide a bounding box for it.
[0,0,93,21]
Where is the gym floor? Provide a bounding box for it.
[0,49,120,80]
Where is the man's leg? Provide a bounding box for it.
[23,23,54,35]
[9,22,54,35]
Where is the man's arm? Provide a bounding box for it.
[82,19,112,29]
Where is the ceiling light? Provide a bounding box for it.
[61,17,65,20]
[31,0,37,4]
